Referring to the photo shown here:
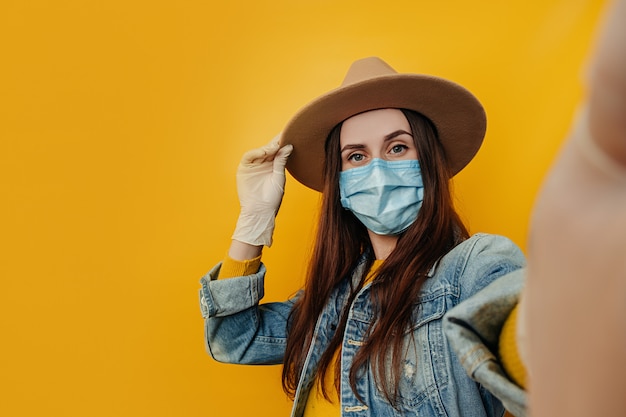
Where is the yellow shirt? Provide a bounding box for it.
[498,303,527,389]
[303,260,384,417]
[218,254,262,278]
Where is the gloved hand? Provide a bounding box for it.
[231,135,293,247]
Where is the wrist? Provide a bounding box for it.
[231,211,276,247]
[228,239,263,261]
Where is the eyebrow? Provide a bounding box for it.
[384,129,413,141]
[340,130,413,153]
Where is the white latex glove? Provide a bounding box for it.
[231,135,293,247]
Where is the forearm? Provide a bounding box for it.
[205,302,291,365]
[200,263,292,365]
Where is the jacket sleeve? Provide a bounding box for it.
[444,237,528,417]
[199,262,297,365]
[444,270,527,417]
[456,233,526,303]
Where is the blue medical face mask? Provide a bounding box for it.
[339,159,424,236]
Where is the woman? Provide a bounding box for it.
[199,57,526,416]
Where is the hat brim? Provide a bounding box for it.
[281,74,486,192]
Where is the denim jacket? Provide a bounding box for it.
[199,233,526,417]
[443,269,527,417]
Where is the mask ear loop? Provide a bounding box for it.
[572,105,626,182]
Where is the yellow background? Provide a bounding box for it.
[0,0,605,416]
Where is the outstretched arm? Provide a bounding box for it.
[525,1,626,416]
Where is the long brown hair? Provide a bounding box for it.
[281,108,469,406]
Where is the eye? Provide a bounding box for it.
[389,144,408,155]
[347,153,365,162]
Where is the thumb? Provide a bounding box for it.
[273,144,293,173]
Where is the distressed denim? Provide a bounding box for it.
[199,233,526,417]
[443,269,527,417]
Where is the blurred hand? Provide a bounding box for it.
[525,2,626,415]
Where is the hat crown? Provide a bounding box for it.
[341,57,398,87]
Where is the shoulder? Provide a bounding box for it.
[445,233,525,267]
[434,233,526,302]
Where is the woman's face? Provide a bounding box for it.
[339,108,418,171]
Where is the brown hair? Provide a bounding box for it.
[281,109,469,406]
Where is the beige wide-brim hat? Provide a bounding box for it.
[280,57,486,192]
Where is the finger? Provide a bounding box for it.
[241,138,280,165]
[273,144,293,174]
[587,0,626,166]
[254,134,282,164]
[260,136,281,155]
